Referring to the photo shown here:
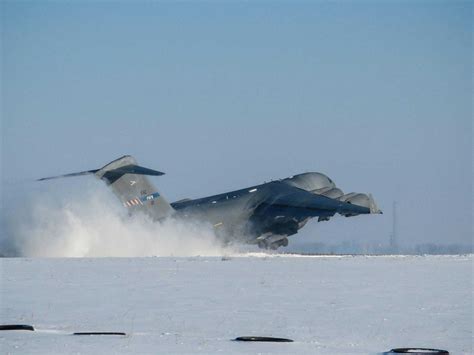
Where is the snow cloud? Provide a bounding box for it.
[2,185,235,257]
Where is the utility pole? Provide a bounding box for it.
[389,201,398,253]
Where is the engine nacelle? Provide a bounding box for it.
[340,193,370,206]
[339,193,382,215]
[316,187,344,199]
[282,172,335,193]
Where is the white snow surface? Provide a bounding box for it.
[1,255,472,354]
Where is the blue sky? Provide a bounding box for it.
[1,1,472,247]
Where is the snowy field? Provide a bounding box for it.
[1,255,472,354]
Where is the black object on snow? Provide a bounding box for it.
[73,332,126,336]
[0,324,35,331]
[389,348,449,354]
[234,336,293,342]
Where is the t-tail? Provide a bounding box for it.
[38,155,174,220]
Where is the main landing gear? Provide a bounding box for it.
[257,237,289,250]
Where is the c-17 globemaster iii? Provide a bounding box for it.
[39,155,382,250]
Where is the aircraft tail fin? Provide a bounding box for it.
[38,155,174,220]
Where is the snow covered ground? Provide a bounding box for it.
[1,255,472,354]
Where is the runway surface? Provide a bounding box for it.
[1,254,471,354]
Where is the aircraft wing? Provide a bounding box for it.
[257,181,377,218]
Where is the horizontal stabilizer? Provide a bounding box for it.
[38,164,164,184]
[99,165,164,184]
[37,170,99,181]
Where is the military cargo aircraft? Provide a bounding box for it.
[39,156,382,249]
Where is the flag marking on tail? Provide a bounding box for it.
[141,192,160,202]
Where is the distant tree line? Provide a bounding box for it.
[289,240,473,255]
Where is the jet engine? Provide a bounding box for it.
[282,172,335,193]
[315,187,344,199]
[339,193,382,216]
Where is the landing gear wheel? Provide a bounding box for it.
[269,243,279,250]
[258,237,289,250]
